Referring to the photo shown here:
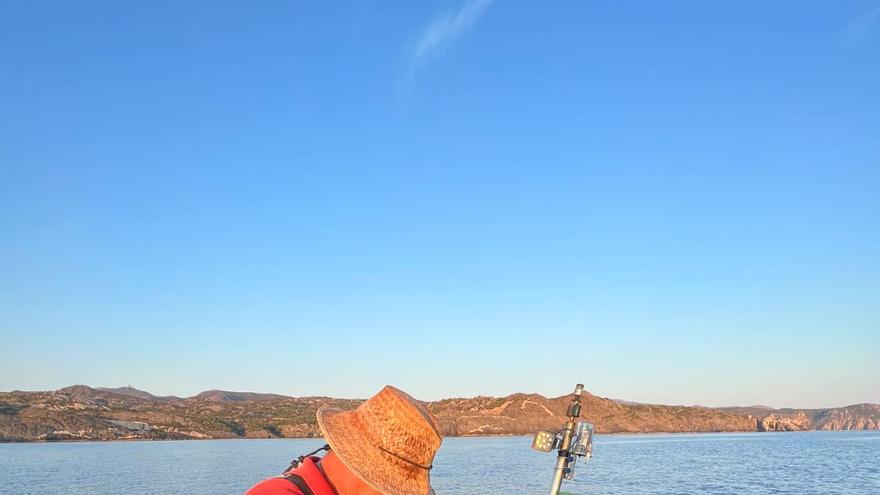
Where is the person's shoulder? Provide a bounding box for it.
[244,477,303,495]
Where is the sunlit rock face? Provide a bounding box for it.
[757,411,813,431]
[815,404,880,430]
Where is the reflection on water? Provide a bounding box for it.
[2,431,879,494]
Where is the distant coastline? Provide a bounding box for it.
[1,385,877,443]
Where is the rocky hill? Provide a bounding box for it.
[0,386,877,442]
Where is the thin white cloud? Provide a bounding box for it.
[412,0,493,67]
[401,0,493,92]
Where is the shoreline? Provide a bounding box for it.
[4,428,875,445]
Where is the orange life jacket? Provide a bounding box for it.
[244,456,336,495]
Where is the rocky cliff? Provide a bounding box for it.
[756,404,880,431]
[0,386,877,442]
[757,411,813,431]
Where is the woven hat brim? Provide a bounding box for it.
[317,406,432,495]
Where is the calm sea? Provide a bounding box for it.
[1,431,879,494]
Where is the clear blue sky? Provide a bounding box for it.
[1,1,878,409]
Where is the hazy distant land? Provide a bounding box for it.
[1,385,877,442]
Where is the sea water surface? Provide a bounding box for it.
[2,431,879,494]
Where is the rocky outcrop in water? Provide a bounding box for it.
[0,385,877,442]
[757,411,813,431]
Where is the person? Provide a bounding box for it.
[245,385,443,495]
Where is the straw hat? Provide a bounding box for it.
[316,385,443,495]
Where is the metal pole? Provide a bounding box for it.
[549,384,584,495]
[549,452,569,495]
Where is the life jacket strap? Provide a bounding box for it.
[282,473,315,495]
